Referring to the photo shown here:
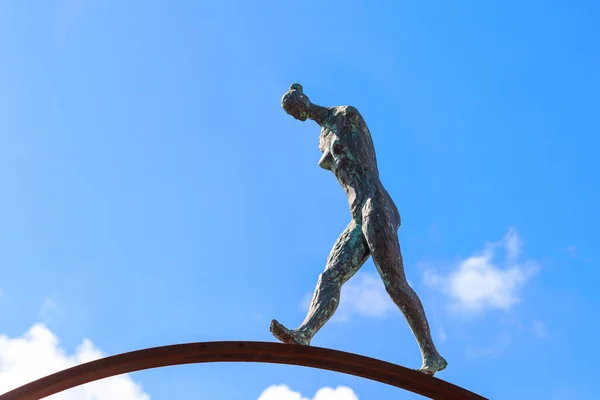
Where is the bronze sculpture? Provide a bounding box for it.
[270,84,447,376]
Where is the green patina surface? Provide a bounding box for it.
[270,84,447,375]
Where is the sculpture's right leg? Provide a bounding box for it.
[270,220,370,345]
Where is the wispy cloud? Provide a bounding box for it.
[466,333,511,358]
[438,327,447,343]
[423,228,539,314]
[564,245,577,257]
[39,297,58,322]
[531,320,548,339]
[0,324,149,399]
[561,245,592,263]
[504,229,522,262]
[300,271,395,323]
[258,384,358,400]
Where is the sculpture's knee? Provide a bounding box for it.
[319,269,343,288]
[382,277,413,299]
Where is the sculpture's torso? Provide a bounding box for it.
[318,106,400,227]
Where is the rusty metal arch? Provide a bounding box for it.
[0,341,487,400]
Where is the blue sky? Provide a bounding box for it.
[0,0,598,399]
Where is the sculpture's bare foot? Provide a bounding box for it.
[417,354,448,376]
[270,320,311,346]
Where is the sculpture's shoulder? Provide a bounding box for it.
[336,106,365,129]
[339,105,361,117]
[322,106,363,131]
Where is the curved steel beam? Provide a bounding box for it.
[0,341,487,400]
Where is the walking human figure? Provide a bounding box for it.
[270,84,447,375]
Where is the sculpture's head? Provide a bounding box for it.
[281,83,311,121]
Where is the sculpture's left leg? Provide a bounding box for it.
[270,219,370,346]
[362,199,447,375]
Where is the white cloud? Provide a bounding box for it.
[0,324,150,399]
[301,272,395,322]
[423,229,539,313]
[338,273,394,321]
[258,385,358,400]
